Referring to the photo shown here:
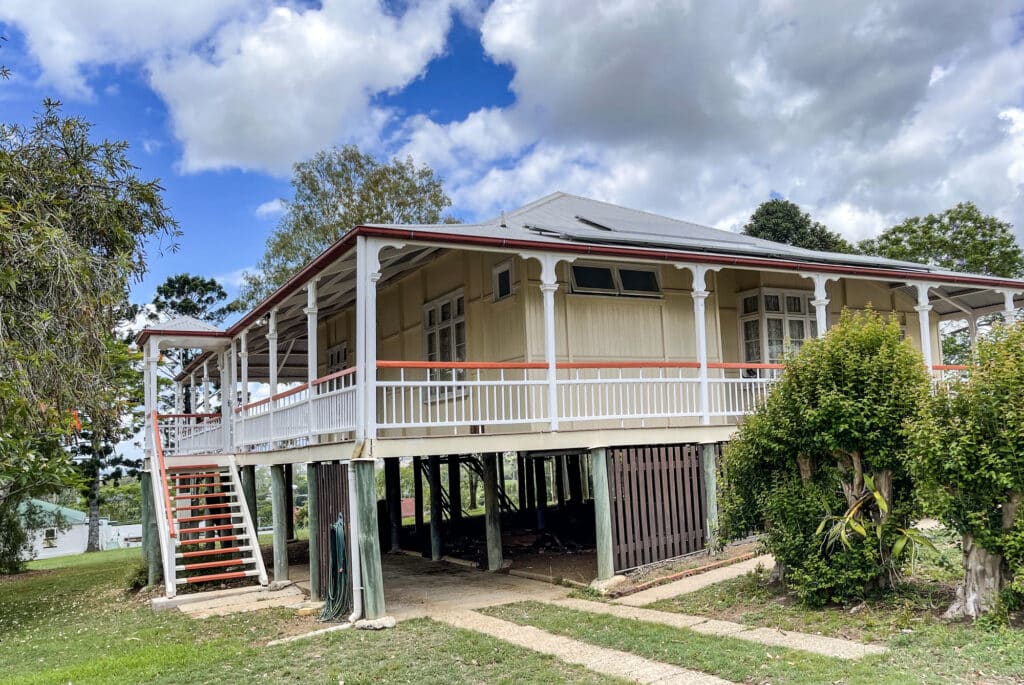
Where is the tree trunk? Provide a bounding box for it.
[768,561,787,586]
[469,473,479,510]
[86,460,101,552]
[944,533,1007,620]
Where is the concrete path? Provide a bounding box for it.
[435,609,733,685]
[552,598,885,660]
[177,584,305,619]
[613,556,773,607]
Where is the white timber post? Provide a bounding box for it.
[219,351,231,452]
[366,266,381,441]
[202,360,211,413]
[143,346,153,457]
[305,281,319,441]
[173,381,183,414]
[913,283,935,372]
[148,339,160,417]
[539,255,561,431]
[998,289,1018,324]
[801,273,838,338]
[267,308,279,445]
[677,264,720,425]
[239,331,249,449]
[188,372,196,414]
[355,236,368,442]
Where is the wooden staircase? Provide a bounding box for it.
[165,463,268,589]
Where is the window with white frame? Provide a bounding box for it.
[570,263,661,297]
[423,290,466,381]
[492,260,514,302]
[738,288,817,365]
[325,343,348,374]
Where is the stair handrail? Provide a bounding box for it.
[226,455,269,586]
[149,411,177,597]
[151,412,177,540]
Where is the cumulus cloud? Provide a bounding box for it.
[402,0,1024,240]
[255,198,286,218]
[148,0,463,173]
[0,0,249,98]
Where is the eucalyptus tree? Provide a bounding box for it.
[238,145,453,307]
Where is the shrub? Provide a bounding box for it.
[719,309,929,604]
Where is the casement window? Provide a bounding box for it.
[492,261,514,302]
[423,290,466,381]
[570,263,661,297]
[325,343,348,374]
[738,288,818,365]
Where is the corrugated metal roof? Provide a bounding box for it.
[365,192,972,279]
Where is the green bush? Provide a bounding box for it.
[719,309,929,605]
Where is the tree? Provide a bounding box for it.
[908,322,1024,619]
[743,199,855,253]
[860,203,1024,365]
[0,101,175,569]
[719,309,929,605]
[238,145,453,307]
[149,273,236,403]
[72,336,144,551]
[151,273,235,325]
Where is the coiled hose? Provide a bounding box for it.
[318,513,352,622]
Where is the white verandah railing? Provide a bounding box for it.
[160,361,968,455]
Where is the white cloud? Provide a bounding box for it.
[402,0,1024,242]
[147,0,464,174]
[255,198,286,218]
[213,267,252,291]
[0,0,249,98]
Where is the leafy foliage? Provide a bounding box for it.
[719,309,929,604]
[238,145,453,307]
[908,322,1024,613]
[742,199,854,253]
[0,101,174,568]
[151,273,235,324]
[859,202,1024,278]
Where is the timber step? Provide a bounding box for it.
[171,492,237,500]
[177,545,252,559]
[177,534,247,547]
[173,502,240,512]
[177,558,256,572]
[167,463,221,471]
[178,569,261,585]
[178,523,238,535]
[177,513,243,523]
[169,472,224,480]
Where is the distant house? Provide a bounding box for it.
[22,499,142,560]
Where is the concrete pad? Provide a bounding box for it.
[381,554,571,621]
[614,556,773,606]
[178,584,304,619]
[549,598,886,660]
[436,609,733,685]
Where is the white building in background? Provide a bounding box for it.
[23,499,142,560]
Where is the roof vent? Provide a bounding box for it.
[575,215,615,231]
[499,210,507,229]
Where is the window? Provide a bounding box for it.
[326,343,348,374]
[570,263,661,297]
[43,528,57,548]
[738,288,817,365]
[492,261,514,301]
[423,290,466,381]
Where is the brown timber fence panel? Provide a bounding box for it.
[608,444,708,572]
[314,462,351,602]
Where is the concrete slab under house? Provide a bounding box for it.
[136,191,1024,621]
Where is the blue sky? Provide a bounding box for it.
[3,1,1023,310]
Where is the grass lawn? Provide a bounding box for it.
[484,548,1024,685]
[2,549,617,684]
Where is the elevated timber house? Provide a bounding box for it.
[137,192,1024,617]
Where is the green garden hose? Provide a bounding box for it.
[318,513,352,622]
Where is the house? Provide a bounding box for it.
[22,499,143,560]
[137,192,1024,617]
